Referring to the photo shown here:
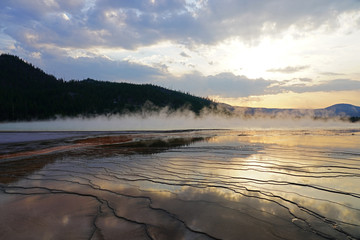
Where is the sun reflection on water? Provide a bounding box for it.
[0,129,360,239]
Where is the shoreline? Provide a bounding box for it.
[0,129,223,143]
[0,130,216,161]
[1,128,359,161]
[0,135,134,161]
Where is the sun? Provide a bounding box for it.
[215,37,301,80]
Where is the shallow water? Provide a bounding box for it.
[0,129,360,240]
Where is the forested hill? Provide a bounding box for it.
[0,54,215,121]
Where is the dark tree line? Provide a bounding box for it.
[0,54,216,122]
[350,117,360,123]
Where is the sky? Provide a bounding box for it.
[1,0,360,109]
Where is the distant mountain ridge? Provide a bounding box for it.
[0,54,216,121]
[229,103,360,120]
[323,104,360,117]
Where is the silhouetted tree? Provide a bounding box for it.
[0,54,216,121]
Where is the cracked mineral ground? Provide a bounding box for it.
[0,129,360,240]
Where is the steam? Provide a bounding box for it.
[0,107,357,131]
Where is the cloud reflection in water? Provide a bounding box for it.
[0,130,359,239]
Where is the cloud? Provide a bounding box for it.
[1,0,360,51]
[27,53,360,97]
[1,0,360,102]
[26,54,165,82]
[299,78,312,82]
[157,73,360,99]
[320,72,345,76]
[180,51,191,58]
[157,72,276,98]
[4,41,360,99]
[269,79,360,93]
[267,65,310,74]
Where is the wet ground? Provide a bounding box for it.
[0,129,360,239]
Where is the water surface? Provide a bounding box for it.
[0,129,359,239]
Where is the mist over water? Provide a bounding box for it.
[0,111,358,131]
